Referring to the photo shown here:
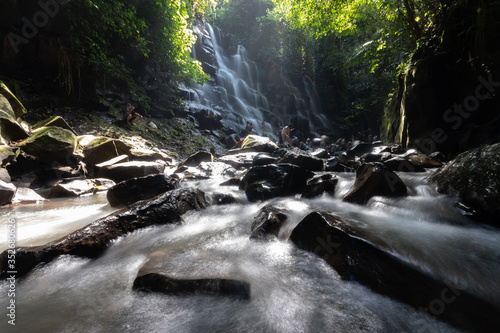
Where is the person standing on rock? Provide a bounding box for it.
[123,103,142,125]
[281,124,294,148]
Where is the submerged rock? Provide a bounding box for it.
[250,205,289,240]
[289,212,500,332]
[276,147,324,172]
[133,273,250,300]
[0,188,209,278]
[107,174,179,207]
[239,163,314,202]
[343,163,407,205]
[429,143,500,223]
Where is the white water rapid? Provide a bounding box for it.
[2,167,499,332]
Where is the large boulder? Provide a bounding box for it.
[79,135,132,168]
[217,152,257,169]
[96,161,165,183]
[0,145,17,166]
[178,151,213,168]
[107,174,180,207]
[429,143,500,223]
[16,127,77,162]
[343,163,407,205]
[239,164,314,202]
[0,180,16,205]
[276,147,324,172]
[11,187,47,204]
[133,273,250,300]
[0,188,209,278]
[48,179,115,198]
[250,205,289,240]
[289,212,500,332]
[301,174,338,199]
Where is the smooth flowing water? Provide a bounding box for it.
[2,166,499,333]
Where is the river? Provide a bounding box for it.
[2,168,499,333]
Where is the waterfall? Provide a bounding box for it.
[186,22,330,140]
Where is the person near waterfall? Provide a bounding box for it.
[123,103,142,125]
[281,124,294,148]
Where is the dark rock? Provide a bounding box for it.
[107,174,179,207]
[250,205,288,240]
[96,161,165,183]
[193,109,223,130]
[219,177,241,187]
[289,212,500,332]
[346,143,380,159]
[343,163,407,205]
[0,180,16,205]
[0,188,209,279]
[325,157,349,172]
[239,164,314,202]
[210,192,239,205]
[178,151,213,168]
[133,273,250,300]
[302,174,338,199]
[276,147,324,172]
[383,156,427,172]
[360,152,392,163]
[407,153,443,168]
[429,143,500,222]
[252,153,277,167]
[311,148,329,159]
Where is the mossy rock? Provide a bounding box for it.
[0,145,17,166]
[0,95,28,143]
[33,116,77,135]
[0,81,26,118]
[17,127,77,161]
[79,135,132,167]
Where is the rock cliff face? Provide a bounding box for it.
[381,5,500,156]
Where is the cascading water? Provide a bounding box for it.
[186,22,330,140]
[2,164,499,332]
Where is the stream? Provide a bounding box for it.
[2,169,499,333]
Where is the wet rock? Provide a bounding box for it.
[96,161,165,183]
[178,151,213,168]
[0,188,209,279]
[343,163,407,205]
[252,153,277,167]
[383,156,427,172]
[429,143,500,222]
[16,127,77,162]
[346,142,382,159]
[106,174,179,207]
[193,109,223,130]
[325,157,347,172]
[311,148,329,159]
[32,116,77,135]
[48,178,116,198]
[0,180,16,205]
[133,273,250,300]
[210,192,239,205]
[218,152,256,169]
[239,164,314,202]
[301,174,338,199]
[250,205,288,240]
[360,152,392,163]
[407,153,443,168]
[276,147,324,172]
[289,212,500,332]
[94,155,129,170]
[11,187,47,204]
